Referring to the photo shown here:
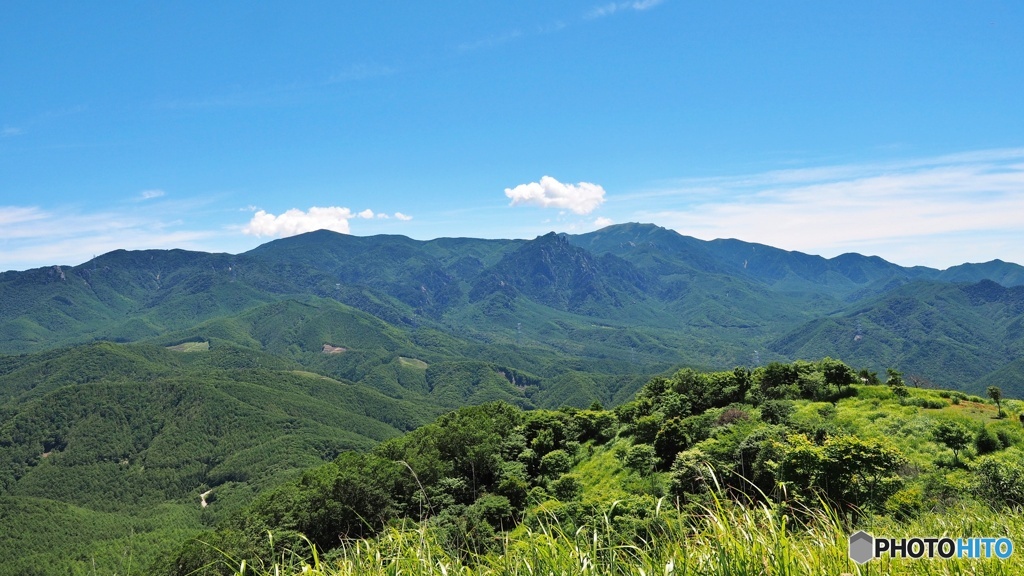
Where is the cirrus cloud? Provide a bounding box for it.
[504,176,607,215]
[630,148,1024,267]
[587,0,664,19]
[0,202,218,272]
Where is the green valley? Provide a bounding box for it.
[2,224,1024,574]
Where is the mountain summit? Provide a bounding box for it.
[2,223,1024,394]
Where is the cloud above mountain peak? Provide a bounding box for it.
[504,176,606,215]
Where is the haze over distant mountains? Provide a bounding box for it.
[3,222,1023,397]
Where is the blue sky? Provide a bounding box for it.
[2,1,1023,272]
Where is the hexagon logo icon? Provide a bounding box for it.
[849,531,874,564]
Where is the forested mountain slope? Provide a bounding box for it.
[4,223,1022,392]
[3,224,1024,573]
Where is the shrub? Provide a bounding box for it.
[760,400,794,425]
[976,426,1001,455]
[550,474,584,501]
[921,469,973,509]
[776,433,906,513]
[630,414,663,444]
[669,448,715,498]
[539,450,572,477]
[470,494,514,529]
[715,406,750,427]
[653,418,692,468]
[975,453,1024,508]
[997,429,1014,449]
[885,487,925,521]
[905,397,947,409]
[623,443,658,474]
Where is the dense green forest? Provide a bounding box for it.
[6,356,1022,574]
[157,359,1024,574]
[3,225,1024,574]
[4,225,1024,395]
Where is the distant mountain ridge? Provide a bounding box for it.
[2,223,1024,396]
[4,222,1024,573]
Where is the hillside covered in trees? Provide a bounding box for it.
[3,226,1024,574]
[4,225,1024,396]
[167,360,1024,574]
[6,358,1024,574]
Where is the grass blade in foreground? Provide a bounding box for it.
[225,499,1024,576]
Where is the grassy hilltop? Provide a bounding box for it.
[148,360,1024,575]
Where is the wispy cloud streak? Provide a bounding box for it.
[0,203,217,271]
[587,0,664,19]
[628,148,1024,267]
[457,29,524,52]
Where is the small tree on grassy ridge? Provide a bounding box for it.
[933,420,973,466]
[819,357,857,394]
[775,433,905,515]
[988,386,1003,416]
[886,368,909,401]
[756,362,800,401]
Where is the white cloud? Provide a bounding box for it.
[242,206,354,237]
[0,204,218,272]
[594,216,614,227]
[394,212,413,221]
[632,148,1024,268]
[0,197,417,271]
[358,209,375,219]
[587,0,663,18]
[1,127,24,137]
[505,176,607,215]
[140,189,165,200]
[376,213,390,219]
[0,206,47,227]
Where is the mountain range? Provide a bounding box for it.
[3,222,1024,573]
[3,223,1023,396]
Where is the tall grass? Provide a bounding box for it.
[225,497,1024,576]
